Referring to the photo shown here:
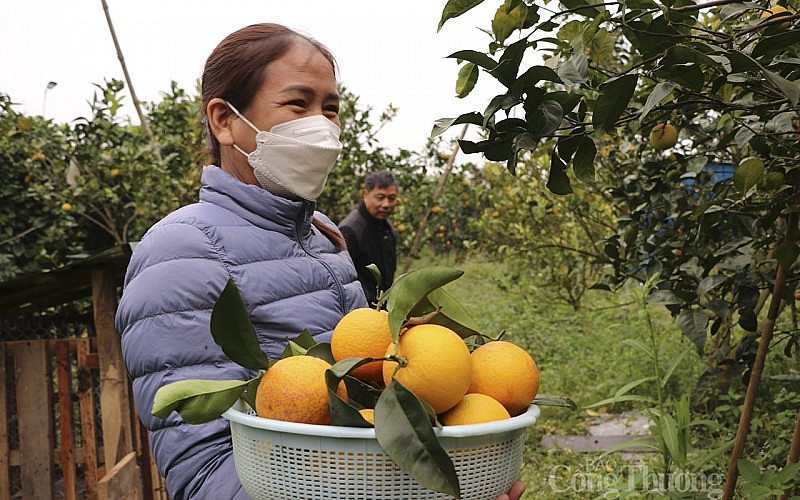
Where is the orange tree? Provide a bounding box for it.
[435,0,800,482]
[0,95,77,280]
[466,158,614,309]
[61,79,203,249]
[1,81,449,280]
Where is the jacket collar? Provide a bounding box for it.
[357,200,387,228]
[199,166,315,237]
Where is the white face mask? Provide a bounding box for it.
[227,102,342,200]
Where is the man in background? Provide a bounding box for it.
[339,171,398,306]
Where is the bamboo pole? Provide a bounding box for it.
[99,0,163,164]
[778,409,800,500]
[402,124,468,273]
[722,209,799,499]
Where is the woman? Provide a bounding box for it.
[116,23,525,499]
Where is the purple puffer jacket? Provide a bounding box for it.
[115,166,367,499]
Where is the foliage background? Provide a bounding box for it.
[3,0,800,489]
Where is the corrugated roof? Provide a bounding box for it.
[0,243,135,315]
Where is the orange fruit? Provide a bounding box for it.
[440,393,510,426]
[468,340,539,416]
[760,5,792,32]
[382,323,471,414]
[255,355,347,425]
[649,123,678,150]
[358,408,375,425]
[331,308,393,384]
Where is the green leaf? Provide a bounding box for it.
[439,0,486,31]
[430,112,484,138]
[661,45,720,68]
[555,131,584,163]
[659,414,684,467]
[486,94,519,127]
[547,151,572,195]
[240,376,262,411]
[752,29,800,60]
[492,3,525,44]
[210,279,269,370]
[737,459,762,483]
[776,461,800,485]
[620,338,654,359]
[491,36,530,87]
[456,63,479,98]
[384,267,465,339]
[152,378,254,424]
[557,53,589,86]
[678,309,708,354]
[592,74,638,133]
[375,380,459,498]
[695,439,734,467]
[647,289,681,305]
[725,49,760,72]
[761,68,800,107]
[719,3,751,20]
[446,50,497,70]
[697,275,727,297]
[734,157,765,194]
[773,242,800,270]
[559,0,602,17]
[533,394,578,410]
[325,361,373,427]
[527,100,563,138]
[660,349,689,389]
[413,287,485,338]
[640,81,677,124]
[614,376,656,399]
[510,66,562,97]
[279,329,318,360]
[572,136,596,181]
[343,374,384,409]
[366,263,382,301]
[584,394,656,409]
[306,341,335,364]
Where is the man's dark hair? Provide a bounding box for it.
[364,170,396,191]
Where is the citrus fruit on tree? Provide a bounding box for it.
[760,5,792,33]
[382,323,472,414]
[255,355,347,425]
[649,123,678,150]
[440,393,510,426]
[331,307,393,385]
[468,340,539,416]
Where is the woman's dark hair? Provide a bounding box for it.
[201,23,345,250]
[201,23,337,166]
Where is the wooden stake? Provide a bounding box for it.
[778,408,800,500]
[402,124,468,273]
[722,210,799,499]
[99,0,163,165]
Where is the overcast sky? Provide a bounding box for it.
[1,0,508,154]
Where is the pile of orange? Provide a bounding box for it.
[255,307,540,427]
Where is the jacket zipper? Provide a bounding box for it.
[295,202,348,313]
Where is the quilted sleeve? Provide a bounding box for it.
[116,220,251,499]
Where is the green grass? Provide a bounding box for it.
[407,254,798,498]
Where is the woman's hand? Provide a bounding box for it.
[496,480,526,500]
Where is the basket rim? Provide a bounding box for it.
[223,400,540,439]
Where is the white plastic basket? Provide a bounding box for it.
[223,400,539,500]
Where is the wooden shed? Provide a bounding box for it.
[0,244,166,499]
